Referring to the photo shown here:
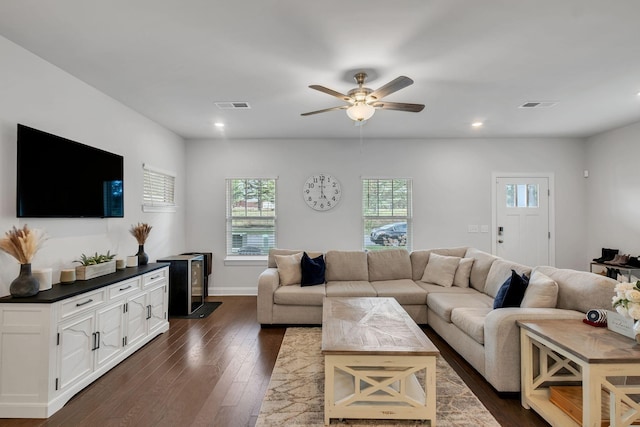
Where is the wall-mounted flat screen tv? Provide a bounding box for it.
[17,124,124,218]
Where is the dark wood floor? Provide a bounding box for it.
[2,296,549,427]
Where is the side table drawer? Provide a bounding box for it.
[107,277,141,300]
[143,268,167,288]
[59,289,105,320]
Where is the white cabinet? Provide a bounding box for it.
[0,265,169,418]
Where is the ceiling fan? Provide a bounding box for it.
[301,72,425,122]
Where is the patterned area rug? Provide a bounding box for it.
[255,328,500,427]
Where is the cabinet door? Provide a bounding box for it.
[57,313,94,392]
[95,302,124,369]
[126,293,148,348]
[148,284,167,335]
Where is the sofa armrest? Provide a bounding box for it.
[257,268,280,324]
[483,308,584,392]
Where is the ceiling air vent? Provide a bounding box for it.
[519,101,557,109]
[215,102,251,110]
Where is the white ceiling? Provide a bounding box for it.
[1,0,640,140]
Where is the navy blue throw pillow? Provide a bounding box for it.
[493,275,512,309]
[494,270,530,309]
[301,252,325,286]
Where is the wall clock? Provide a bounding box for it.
[303,174,342,211]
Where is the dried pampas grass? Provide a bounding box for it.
[129,222,152,244]
[0,225,46,264]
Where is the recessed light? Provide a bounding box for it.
[214,122,225,128]
[471,121,483,128]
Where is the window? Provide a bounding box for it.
[362,178,412,251]
[142,164,176,212]
[226,178,276,256]
[505,184,539,208]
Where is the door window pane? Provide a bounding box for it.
[505,183,539,208]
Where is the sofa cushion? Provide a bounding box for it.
[370,279,428,304]
[520,268,558,308]
[416,282,478,294]
[451,307,492,344]
[410,247,468,281]
[268,249,323,268]
[493,270,529,309]
[301,252,326,286]
[464,248,500,293]
[535,266,617,313]
[484,258,532,298]
[453,257,475,288]
[274,252,303,286]
[367,249,412,281]
[325,281,377,297]
[427,292,494,322]
[421,253,461,287]
[325,251,369,282]
[273,283,326,306]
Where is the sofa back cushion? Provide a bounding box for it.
[367,249,412,281]
[535,266,617,313]
[485,258,532,298]
[268,248,323,268]
[464,248,500,293]
[410,247,468,281]
[325,250,369,281]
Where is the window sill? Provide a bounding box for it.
[224,256,268,267]
[142,204,177,213]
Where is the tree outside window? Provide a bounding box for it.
[226,178,276,256]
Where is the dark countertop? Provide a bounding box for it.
[0,263,170,304]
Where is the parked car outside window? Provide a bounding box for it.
[370,222,407,245]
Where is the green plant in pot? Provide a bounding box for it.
[74,251,117,266]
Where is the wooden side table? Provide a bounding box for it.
[518,319,640,427]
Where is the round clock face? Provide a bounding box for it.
[303,174,342,211]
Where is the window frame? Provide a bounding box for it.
[142,163,177,213]
[225,177,277,260]
[362,177,413,251]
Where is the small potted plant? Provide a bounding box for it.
[0,225,46,297]
[74,250,117,280]
[130,223,152,265]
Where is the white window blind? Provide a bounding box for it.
[362,178,412,251]
[226,178,277,256]
[142,164,176,212]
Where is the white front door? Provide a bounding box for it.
[494,176,552,267]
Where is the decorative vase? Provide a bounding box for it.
[10,263,40,297]
[634,320,640,344]
[136,244,149,266]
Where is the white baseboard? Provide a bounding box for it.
[209,286,257,296]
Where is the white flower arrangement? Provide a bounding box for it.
[612,281,640,320]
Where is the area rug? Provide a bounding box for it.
[255,328,500,427]
[169,301,221,319]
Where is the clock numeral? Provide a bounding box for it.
[313,201,317,206]
[332,196,336,201]
[308,196,312,201]
[327,201,331,207]
[305,189,310,194]
[308,183,314,189]
[320,204,324,209]
[334,189,339,194]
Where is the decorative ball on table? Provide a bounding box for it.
[129,222,152,266]
[0,225,47,297]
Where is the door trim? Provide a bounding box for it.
[491,172,556,267]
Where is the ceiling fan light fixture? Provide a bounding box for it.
[346,102,375,122]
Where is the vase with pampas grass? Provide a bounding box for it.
[0,225,46,297]
[129,222,152,266]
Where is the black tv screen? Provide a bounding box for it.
[17,124,124,218]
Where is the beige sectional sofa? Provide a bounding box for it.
[257,247,617,392]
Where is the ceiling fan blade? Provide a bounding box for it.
[368,76,414,101]
[309,85,352,102]
[300,105,348,116]
[371,101,425,112]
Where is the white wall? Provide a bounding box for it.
[586,120,640,260]
[0,35,186,297]
[185,136,588,295]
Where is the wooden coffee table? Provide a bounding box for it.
[321,297,439,425]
